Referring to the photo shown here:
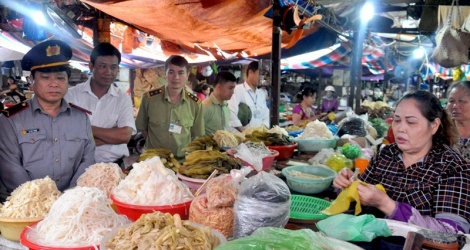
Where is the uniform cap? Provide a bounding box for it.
[325,86,335,92]
[21,40,72,71]
[237,102,252,127]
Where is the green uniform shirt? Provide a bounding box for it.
[135,86,204,158]
[202,93,230,136]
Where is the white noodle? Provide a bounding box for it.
[113,156,194,205]
[31,187,129,247]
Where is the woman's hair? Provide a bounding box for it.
[447,81,470,97]
[196,83,210,94]
[396,90,458,146]
[296,87,316,102]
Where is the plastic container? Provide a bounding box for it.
[293,137,338,152]
[177,173,206,191]
[110,194,192,221]
[0,216,43,242]
[20,222,96,250]
[267,142,298,161]
[287,130,303,138]
[290,195,331,220]
[226,148,279,171]
[355,158,370,174]
[282,165,336,194]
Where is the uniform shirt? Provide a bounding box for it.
[359,143,470,223]
[135,86,204,159]
[202,93,229,136]
[227,82,269,131]
[65,78,136,163]
[0,97,95,201]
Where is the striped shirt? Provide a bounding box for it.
[359,143,470,222]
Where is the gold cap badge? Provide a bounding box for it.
[46,45,61,57]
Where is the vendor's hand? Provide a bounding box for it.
[333,168,356,189]
[357,183,396,215]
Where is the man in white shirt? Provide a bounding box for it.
[65,43,136,167]
[227,61,270,132]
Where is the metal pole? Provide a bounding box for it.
[271,0,282,127]
[349,2,372,114]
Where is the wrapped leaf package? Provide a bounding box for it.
[316,214,391,242]
[232,172,290,239]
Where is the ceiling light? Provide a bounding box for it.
[361,2,374,23]
[413,47,425,59]
[32,10,47,26]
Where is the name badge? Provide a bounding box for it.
[169,123,182,134]
[253,109,261,119]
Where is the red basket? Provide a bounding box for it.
[110,194,192,221]
[226,148,279,171]
[20,222,97,250]
[267,142,298,161]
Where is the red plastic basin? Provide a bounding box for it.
[267,142,298,161]
[110,194,192,221]
[20,222,97,250]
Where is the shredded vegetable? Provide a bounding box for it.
[113,156,193,205]
[213,130,239,147]
[189,195,234,238]
[0,176,60,218]
[31,187,129,247]
[267,125,288,136]
[298,120,333,139]
[288,170,324,179]
[105,212,219,250]
[77,163,125,197]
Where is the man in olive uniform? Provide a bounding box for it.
[136,55,204,159]
[202,71,237,136]
[0,40,95,202]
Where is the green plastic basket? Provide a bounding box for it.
[290,194,331,220]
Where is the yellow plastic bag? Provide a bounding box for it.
[321,180,385,215]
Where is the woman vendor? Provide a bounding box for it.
[321,85,339,113]
[334,90,470,234]
[447,81,470,162]
[292,87,321,126]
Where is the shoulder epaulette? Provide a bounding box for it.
[146,88,163,98]
[69,103,92,115]
[1,102,28,117]
[186,91,201,104]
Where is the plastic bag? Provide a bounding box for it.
[337,115,367,137]
[206,174,237,208]
[235,143,271,171]
[308,148,335,165]
[215,227,339,250]
[189,194,234,238]
[324,153,352,172]
[316,214,391,242]
[232,171,291,239]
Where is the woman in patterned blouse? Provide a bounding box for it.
[292,87,321,126]
[334,90,470,234]
[447,81,470,162]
